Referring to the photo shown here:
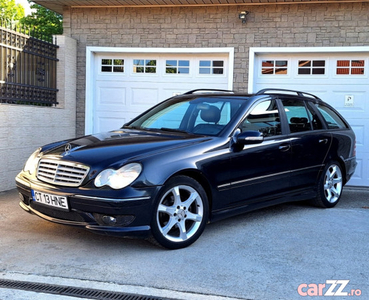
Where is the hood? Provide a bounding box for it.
[41,129,211,168]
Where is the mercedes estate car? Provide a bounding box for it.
[16,89,357,249]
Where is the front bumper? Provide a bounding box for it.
[16,173,160,238]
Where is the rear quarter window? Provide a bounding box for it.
[316,104,348,129]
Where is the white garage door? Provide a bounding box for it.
[92,52,231,133]
[252,51,369,187]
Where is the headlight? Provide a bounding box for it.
[23,148,42,175]
[94,163,142,189]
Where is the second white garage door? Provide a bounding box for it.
[90,50,232,134]
[250,48,369,187]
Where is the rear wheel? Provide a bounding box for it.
[312,161,343,208]
[150,176,209,249]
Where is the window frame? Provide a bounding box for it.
[313,103,349,130]
[239,99,283,138]
[198,60,225,76]
[335,59,365,76]
[261,59,289,76]
[132,59,157,74]
[165,60,190,75]
[297,59,326,76]
[100,58,125,74]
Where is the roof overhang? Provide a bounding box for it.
[33,0,369,15]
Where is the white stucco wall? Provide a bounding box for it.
[0,35,77,192]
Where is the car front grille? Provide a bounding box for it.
[37,159,90,187]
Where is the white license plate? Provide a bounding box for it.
[31,190,69,211]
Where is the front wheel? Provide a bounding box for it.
[150,176,209,249]
[312,161,343,208]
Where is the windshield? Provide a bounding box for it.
[125,96,246,136]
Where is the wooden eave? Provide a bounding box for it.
[33,0,369,14]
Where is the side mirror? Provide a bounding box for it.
[236,130,264,145]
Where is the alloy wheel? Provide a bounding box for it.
[323,164,343,203]
[156,185,204,243]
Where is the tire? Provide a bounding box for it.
[312,161,343,208]
[150,176,209,249]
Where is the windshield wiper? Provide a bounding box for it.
[122,125,139,129]
[124,126,190,134]
[159,128,190,134]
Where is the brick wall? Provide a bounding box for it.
[0,36,77,192]
[63,3,369,136]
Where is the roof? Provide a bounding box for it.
[33,0,368,14]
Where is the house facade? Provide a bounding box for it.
[34,0,369,187]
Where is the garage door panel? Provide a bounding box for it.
[349,120,368,158]
[329,90,366,117]
[97,86,126,108]
[130,87,159,105]
[94,53,229,131]
[348,158,369,187]
[92,52,230,134]
[95,115,127,133]
[350,124,365,148]
[349,158,363,185]
[162,88,187,98]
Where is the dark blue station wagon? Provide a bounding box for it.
[16,89,357,249]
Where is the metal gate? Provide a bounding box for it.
[0,24,59,106]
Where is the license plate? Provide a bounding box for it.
[31,190,69,211]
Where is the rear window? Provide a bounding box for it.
[315,104,348,129]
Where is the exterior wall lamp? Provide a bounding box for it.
[239,11,249,24]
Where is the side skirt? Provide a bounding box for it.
[209,188,317,223]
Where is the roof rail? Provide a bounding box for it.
[256,88,321,100]
[183,89,235,95]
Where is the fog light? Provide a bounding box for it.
[102,215,117,225]
[94,214,135,227]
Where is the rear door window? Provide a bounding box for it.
[281,99,313,133]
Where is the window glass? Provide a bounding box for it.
[261,60,288,75]
[240,100,281,137]
[194,101,231,127]
[128,97,245,136]
[213,61,224,74]
[199,60,224,75]
[101,59,124,73]
[165,60,190,74]
[298,60,325,75]
[336,60,365,75]
[281,99,312,133]
[141,102,190,129]
[133,59,156,73]
[315,104,348,129]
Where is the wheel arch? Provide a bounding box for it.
[165,169,214,214]
[324,155,348,185]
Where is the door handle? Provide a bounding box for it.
[279,144,291,151]
[319,139,328,144]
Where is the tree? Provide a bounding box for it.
[21,2,62,37]
[0,0,25,25]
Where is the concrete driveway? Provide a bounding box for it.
[0,187,368,300]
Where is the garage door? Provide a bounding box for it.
[92,52,231,133]
[252,51,369,187]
